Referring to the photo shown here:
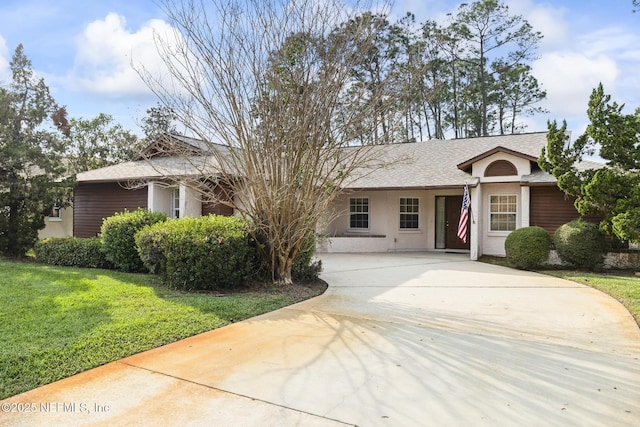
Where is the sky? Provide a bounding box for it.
[0,0,638,139]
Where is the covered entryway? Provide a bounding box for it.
[435,195,470,250]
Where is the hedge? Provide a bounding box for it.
[34,237,111,269]
[100,209,168,272]
[136,215,256,290]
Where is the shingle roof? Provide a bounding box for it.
[77,156,221,182]
[171,134,230,153]
[343,132,552,189]
[521,158,605,184]
[77,131,605,187]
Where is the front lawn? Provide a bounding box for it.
[0,259,325,400]
[540,270,640,327]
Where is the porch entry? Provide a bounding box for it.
[435,196,470,250]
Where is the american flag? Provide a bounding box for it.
[457,184,470,243]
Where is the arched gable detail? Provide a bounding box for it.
[484,159,518,177]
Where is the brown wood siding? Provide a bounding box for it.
[485,160,517,177]
[74,182,148,237]
[202,202,234,216]
[201,184,234,217]
[530,186,581,237]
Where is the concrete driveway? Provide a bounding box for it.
[2,253,640,426]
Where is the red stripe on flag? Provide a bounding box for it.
[457,185,470,243]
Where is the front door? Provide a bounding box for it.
[436,196,470,250]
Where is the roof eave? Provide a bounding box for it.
[457,146,540,172]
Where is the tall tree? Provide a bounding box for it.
[65,113,142,173]
[0,45,74,257]
[388,13,421,142]
[492,61,547,134]
[415,20,453,140]
[139,0,391,284]
[141,103,178,141]
[450,0,543,136]
[539,84,640,242]
[337,12,400,144]
[435,22,468,138]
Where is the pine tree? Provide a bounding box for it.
[0,45,74,257]
[539,84,640,242]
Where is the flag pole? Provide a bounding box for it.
[457,182,471,243]
[468,182,475,224]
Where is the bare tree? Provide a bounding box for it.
[137,0,390,284]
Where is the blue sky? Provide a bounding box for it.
[0,0,638,138]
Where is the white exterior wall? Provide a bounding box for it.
[148,181,202,218]
[521,186,530,228]
[148,182,173,217]
[470,185,482,260]
[473,152,533,257]
[479,182,525,256]
[321,151,534,256]
[322,189,465,253]
[182,184,202,217]
[39,207,74,239]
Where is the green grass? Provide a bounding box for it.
[540,270,640,327]
[0,259,296,400]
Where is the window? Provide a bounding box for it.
[399,197,419,229]
[173,188,180,218]
[490,195,517,231]
[349,198,369,229]
[48,206,61,221]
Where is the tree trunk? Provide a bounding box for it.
[276,252,294,286]
[479,42,488,137]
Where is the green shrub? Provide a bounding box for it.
[554,219,606,269]
[135,225,169,276]
[504,226,551,269]
[34,237,111,269]
[136,215,256,290]
[292,233,322,281]
[101,209,168,272]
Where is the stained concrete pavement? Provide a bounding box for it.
[2,252,640,426]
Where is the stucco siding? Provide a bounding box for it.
[480,182,524,256]
[39,207,73,239]
[322,189,471,253]
[148,182,174,217]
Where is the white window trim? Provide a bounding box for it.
[173,187,181,219]
[399,197,421,232]
[488,194,518,234]
[48,206,62,222]
[348,197,370,231]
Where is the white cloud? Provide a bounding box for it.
[512,2,639,131]
[578,27,640,58]
[506,0,570,48]
[0,34,10,84]
[533,51,618,117]
[69,13,176,98]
